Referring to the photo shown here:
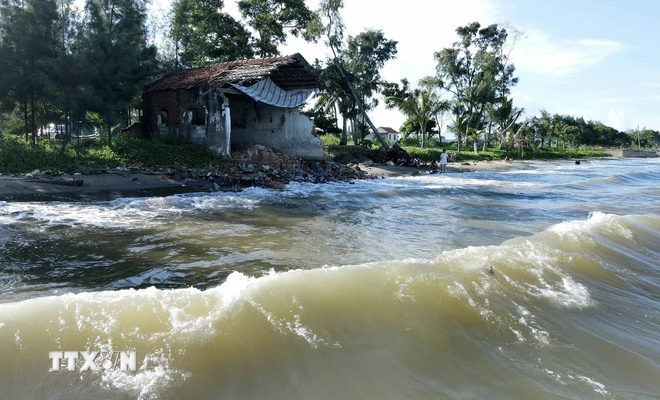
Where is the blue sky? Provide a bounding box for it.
[500,0,660,132]
[146,0,659,132]
[274,0,660,132]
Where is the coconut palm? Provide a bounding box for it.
[491,98,524,150]
[387,89,448,148]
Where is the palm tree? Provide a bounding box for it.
[387,89,448,148]
[491,98,524,150]
[316,63,356,145]
[551,120,567,148]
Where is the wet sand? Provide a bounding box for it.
[359,160,534,178]
[0,172,202,202]
[0,160,582,201]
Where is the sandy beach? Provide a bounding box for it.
[359,159,539,178]
[0,171,199,201]
[0,159,584,201]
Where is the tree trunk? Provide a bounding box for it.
[60,110,69,152]
[30,90,36,148]
[351,118,357,144]
[23,96,29,143]
[420,117,426,149]
[484,121,491,152]
[340,117,347,145]
[106,112,113,148]
[331,58,389,151]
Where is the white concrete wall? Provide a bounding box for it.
[230,96,323,159]
[201,90,230,156]
[608,149,658,158]
[190,125,205,144]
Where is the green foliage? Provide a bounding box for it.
[399,136,421,147]
[319,134,341,146]
[636,129,660,148]
[0,134,215,173]
[387,88,447,148]
[0,110,24,136]
[81,0,158,147]
[238,0,321,57]
[527,112,633,149]
[344,29,398,103]
[171,0,253,67]
[314,26,397,146]
[401,144,610,163]
[402,147,447,162]
[0,0,59,146]
[324,144,385,164]
[433,22,518,152]
[303,105,342,135]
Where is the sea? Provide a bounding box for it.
[0,158,659,399]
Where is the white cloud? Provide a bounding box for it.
[511,29,624,77]
[607,109,631,131]
[598,94,660,104]
[597,97,634,105]
[282,0,498,130]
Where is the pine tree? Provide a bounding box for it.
[80,0,157,146]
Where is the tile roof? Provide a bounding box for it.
[378,126,399,134]
[145,53,319,93]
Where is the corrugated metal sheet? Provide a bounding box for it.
[231,77,317,108]
[144,53,319,93]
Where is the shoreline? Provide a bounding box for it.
[0,159,598,202]
[0,171,204,202]
[359,159,563,177]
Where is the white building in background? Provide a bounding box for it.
[367,126,400,142]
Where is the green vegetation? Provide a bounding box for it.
[0,134,215,173]
[322,140,610,164]
[402,146,610,163]
[1,0,656,173]
[313,21,659,154]
[324,144,386,164]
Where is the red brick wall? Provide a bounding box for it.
[143,89,195,137]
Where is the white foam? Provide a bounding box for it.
[0,192,261,230]
[549,212,634,241]
[578,375,609,395]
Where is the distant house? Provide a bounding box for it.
[367,126,400,143]
[142,53,322,159]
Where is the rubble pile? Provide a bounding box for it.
[385,144,419,168]
[15,145,375,192]
[151,145,372,191]
[204,145,371,190]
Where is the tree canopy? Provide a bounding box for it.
[0,5,654,154]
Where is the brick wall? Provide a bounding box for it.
[143,89,195,137]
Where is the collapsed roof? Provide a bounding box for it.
[144,53,319,93]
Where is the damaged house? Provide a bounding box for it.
[142,53,322,159]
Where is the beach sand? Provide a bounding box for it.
[0,172,200,202]
[0,160,582,201]
[359,159,536,178]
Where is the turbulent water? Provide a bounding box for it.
[1,159,660,399]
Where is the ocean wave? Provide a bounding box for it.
[2,212,659,398]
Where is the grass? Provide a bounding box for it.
[0,132,614,174]
[0,134,216,173]
[324,145,386,164]
[405,146,611,162]
[317,133,613,164]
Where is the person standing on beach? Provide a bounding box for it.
[440,149,448,173]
